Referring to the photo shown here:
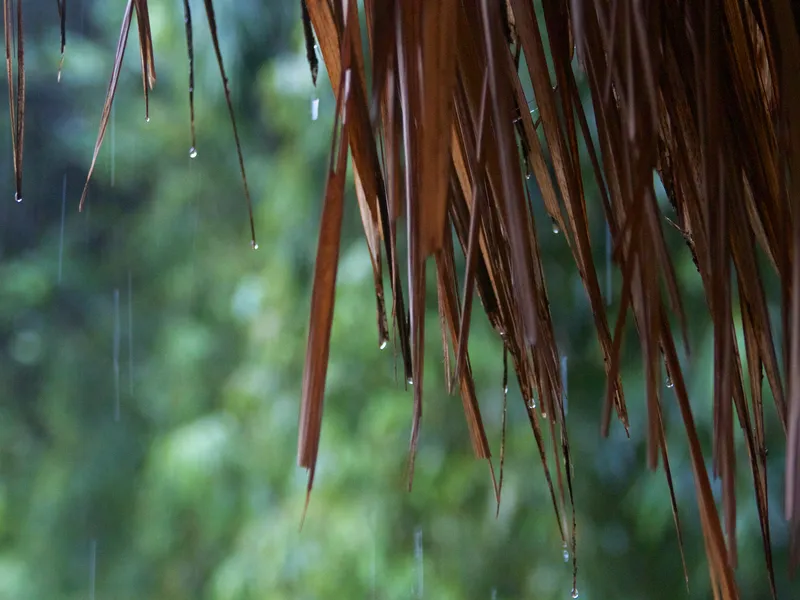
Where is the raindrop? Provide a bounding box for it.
[110,102,116,186]
[407,376,414,386]
[666,374,674,388]
[251,241,259,250]
[113,288,120,421]
[58,174,67,283]
[525,171,532,180]
[189,146,198,159]
[541,411,548,420]
[528,396,537,410]
[127,271,134,395]
[563,548,570,562]
[551,220,560,234]
[89,539,97,600]
[311,97,320,121]
[571,588,579,599]
[145,116,150,123]
[379,339,388,350]
[605,222,612,306]
[14,192,22,203]
[414,527,424,598]
[561,354,568,415]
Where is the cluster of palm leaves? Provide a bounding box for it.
[3,1,799,598]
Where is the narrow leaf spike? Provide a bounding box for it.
[4,0,25,203]
[201,0,257,249]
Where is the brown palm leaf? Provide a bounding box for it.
[5,0,799,597]
[294,1,800,598]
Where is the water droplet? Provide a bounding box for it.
[311,97,320,121]
[414,527,424,598]
[666,374,674,388]
[145,116,150,123]
[528,397,537,410]
[551,220,560,234]
[89,539,97,600]
[563,548,570,562]
[525,171,531,180]
[14,192,22,203]
[189,146,198,159]
[114,288,121,421]
[605,223,613,306]
[128,271,134,396]
[407,377,414,386]
[541,411,548,420]
[561,354,568,415]
[503,384,509,394]
[571,588,579,599]
[379,339,388,350]
[111,102,116,186]
[251,241,259,250]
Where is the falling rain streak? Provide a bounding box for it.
[605,222,612,305]
[113,288,120,421]
[58,174,66,283]
[414,527,423,598]
[89,539,97,600]
[561,355,568,415]
[110,103,116,186]
[128,271,134,395]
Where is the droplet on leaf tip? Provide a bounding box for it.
[311,97,320,121]
[571,588,579,599]
[14,193,22,203]
[552,220,560,234]
[251,241,259,250]
[666,374,674,388]
[379,339,388,350]
[407,377,414,386]
[189,147,198,159]
[563,548,570,562]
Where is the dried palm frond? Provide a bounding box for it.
[3,0,798,597]
[293,1,800,598]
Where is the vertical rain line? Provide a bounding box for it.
[605,222,612,306]
[414,527,423,598]
[113,288,120,420]
[561,354,569,415]
[89,539,97,600]
[110,102,116,186]
[58,173,66,283]
[372,507,377,600]
[127,270,133,395]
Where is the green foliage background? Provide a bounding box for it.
[0,1,791,598]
